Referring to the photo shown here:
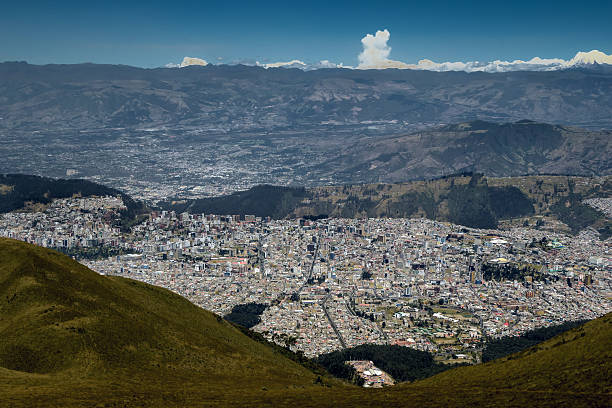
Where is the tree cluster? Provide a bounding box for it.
[481,263,542,282]
[482,320,587,362]
[317,344,455,383]
[223,303,268,328]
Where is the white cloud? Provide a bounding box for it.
[255,59,352,70]
[179,56,208,67]
[357,29,412,69]
[410,56,574,73]
[316,60,353,69]
[355,29,612,72]
[163,34,611,73]
[164,57,208,68]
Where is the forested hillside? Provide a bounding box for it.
[0,174,147,230]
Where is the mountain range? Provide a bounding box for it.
[326,120,612,182]
[1,62,612,131]
[0,238,610,407]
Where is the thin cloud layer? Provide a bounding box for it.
[165,30,612,72]
[256,59,352,70]
[257,59,307,69]
[354,29,611,72]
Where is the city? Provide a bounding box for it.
[2,195,609,366]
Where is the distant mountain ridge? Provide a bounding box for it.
[163,174,612,237]
[325,120,612,182]
[1,62,612,130]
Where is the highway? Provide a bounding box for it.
[321,292,347,349]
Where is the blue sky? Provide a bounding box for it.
[1,0,611,67]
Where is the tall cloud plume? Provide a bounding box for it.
[357,29,411,69]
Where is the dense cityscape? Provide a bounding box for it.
[2,195,609,367]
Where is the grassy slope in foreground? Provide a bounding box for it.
[0,238,610,407]
[400,313,612,406]
[0,238,342,407]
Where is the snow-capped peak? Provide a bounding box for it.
[566,50,612,66]
[258,59,307,69]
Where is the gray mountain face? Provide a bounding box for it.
[1,62,612,131]
[324,121,612,182]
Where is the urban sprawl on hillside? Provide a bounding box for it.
[1,196,610,366]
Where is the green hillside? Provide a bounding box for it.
[0,238,340,407]
[403,313,612,406]
[0,238,610,407]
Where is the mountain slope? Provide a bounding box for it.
[1,62,612,131]
[0,238,337,406]
[164,174,611,234]
[163,185,309,218]
[0,238,610,407]
[326,120,612,182]
[401,313,612,406]
[0,173,148,230]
